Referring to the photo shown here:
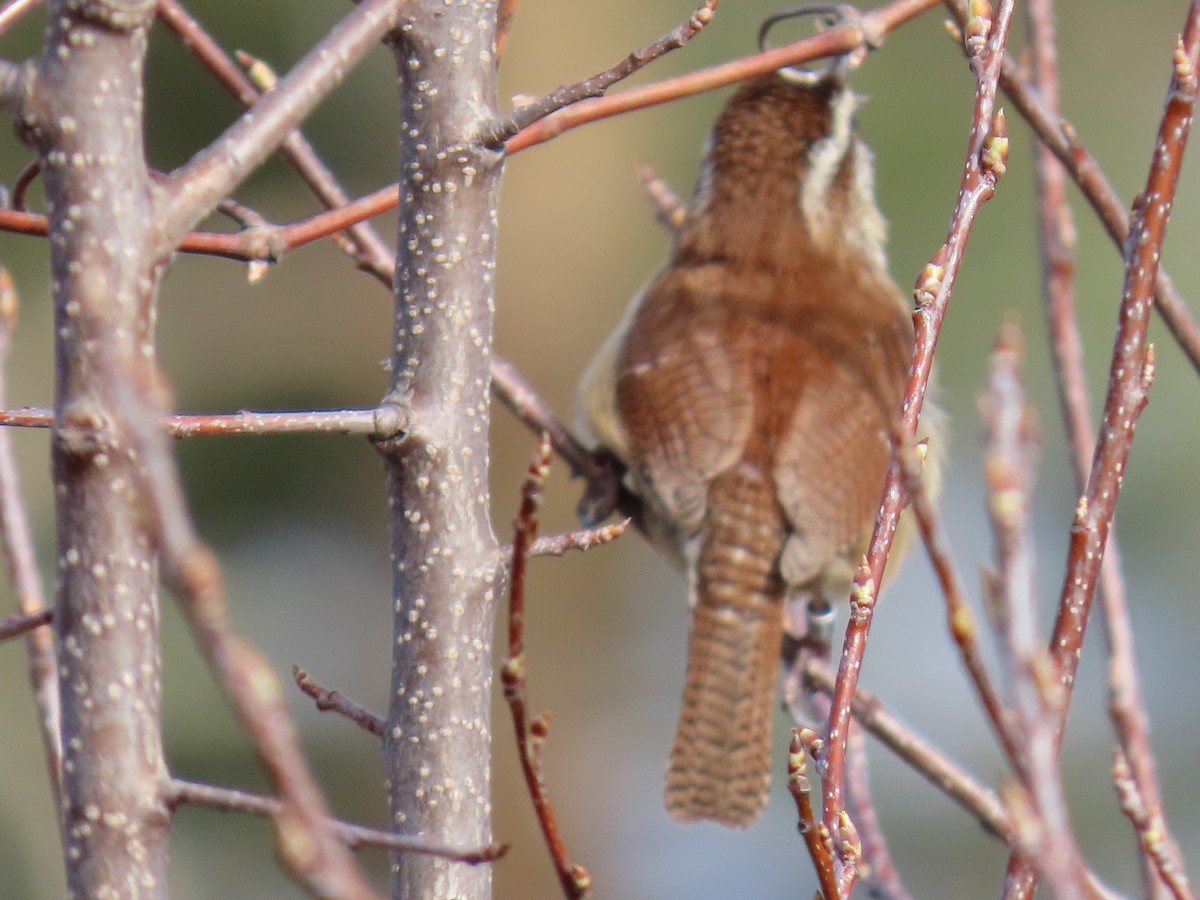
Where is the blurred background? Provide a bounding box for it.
[1,0,1199,896]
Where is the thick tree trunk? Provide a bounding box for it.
[380,3,504,899]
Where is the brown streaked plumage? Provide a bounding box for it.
[576,72,918,828]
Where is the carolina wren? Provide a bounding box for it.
[575,68,923,827]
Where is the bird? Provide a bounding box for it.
[574,65,926,827]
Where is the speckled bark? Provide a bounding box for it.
[19,2,172,896]
[380,4,503,898]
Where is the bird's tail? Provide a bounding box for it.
[665,468,786,828]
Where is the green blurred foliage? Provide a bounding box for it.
[1,1,1199,897]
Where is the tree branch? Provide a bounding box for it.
[0,270,61,813]
[376,4,504,897]
[159,0,405,249]
[167,780,506,865]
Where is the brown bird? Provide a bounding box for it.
[575,69,922,827]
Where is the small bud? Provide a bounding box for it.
[980,109,1009,179]
[966,0,993,56]
[235,50,278,92]
[914,248,947,309]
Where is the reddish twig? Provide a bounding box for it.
[167,780,506,864]
[501,435,591,899]
[802,659,1009,842]
[0,607,51,641]
[945,14,1200,378]
[1024,4,1184,898]
[505,0,939,154]
[480,0,719,146]
[155,0,394,281]
[293,666,385,739]
[1046,5,1200,897]
[1111,750,1193,900]
[789,729,840,900]
[157,0,405,251]
[821,2,1016,888]
[10,158,40,211]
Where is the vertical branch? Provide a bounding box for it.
[822,0,1016,873]
[1046,5,1200,897]
[378,4,503,899]
[16,2,171,895]
[1026,3,1182,898]
[0,271,61,812]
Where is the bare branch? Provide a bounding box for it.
[160,0,405,248]
[845,723,910,900]
[479,0,719,146]
[1046,6,1200,896]
[636,164,686,233]
[293,666,385,739]
[981,321,1092,898]
[788,730,840,900]
[167,780,507,865]
[505,0,940,154]
[502,435,591,898]
[896,438,1021,775]
[523,518,629,558]
[0,269,61,810]
[0,405,405,439]
[822,0,1017,873]
[802,660,1010,842]
[0,607,51,641]
[946,6,1200,377]
[155,0,395,283]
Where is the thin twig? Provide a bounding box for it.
[501,435,591,899]
[0,405,406,439]
[505,0,940,154]
[104,353,377,897]
[1024,4,1181,898]
[293,666,385,738]
[0,269,61,810]
[788,729,840,900]
[158,0,406,251]
[802,659,1009,841]
[167,780,507,864]
[0,607,51,641]
[982,322,1093,899]
[821,2,1016,887]
[942,4,1200,377]
[155,0,395,281]
[522,519,630,558]
[479,0,719,146]
[636,164,686,232]
[1047,5,1200,896]
[896,437,1023,780]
